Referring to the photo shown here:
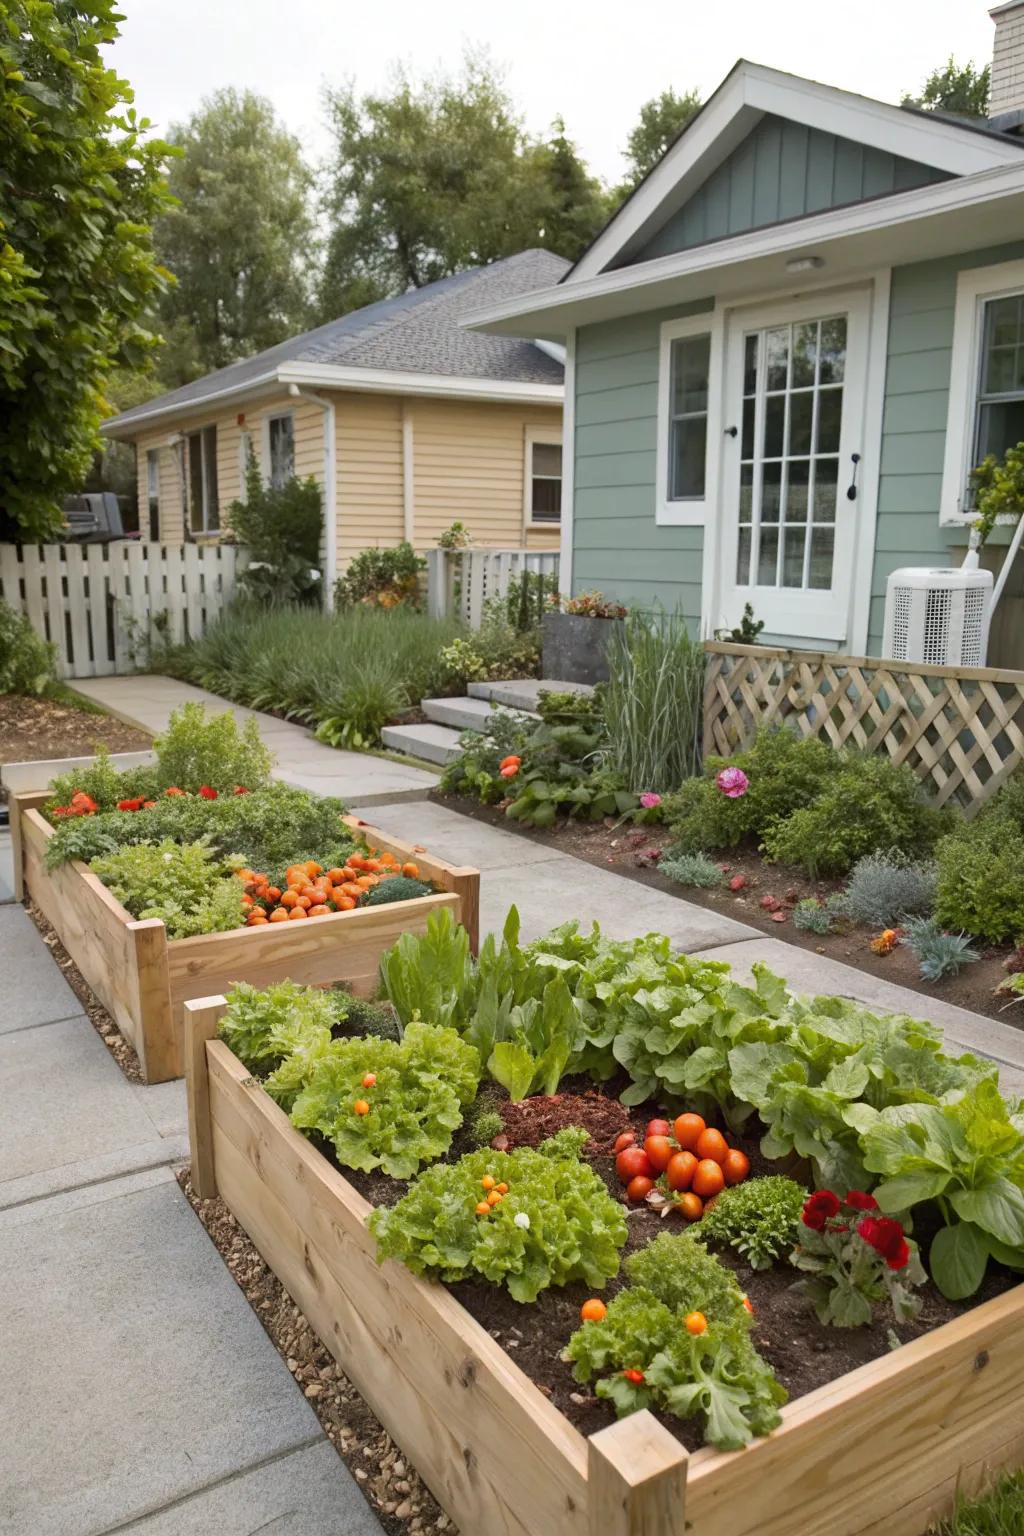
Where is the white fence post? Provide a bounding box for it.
[425,547,560,630]
[425,548,448,620]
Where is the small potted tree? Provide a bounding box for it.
[542,590,628,684]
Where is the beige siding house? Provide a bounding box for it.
[106,252,566,582]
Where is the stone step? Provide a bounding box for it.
[467,678,594,713]
[381,722,464,766]
[421,695,536,732]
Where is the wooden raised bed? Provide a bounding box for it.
[186,997,1024,1536]
[11,792,479,1085]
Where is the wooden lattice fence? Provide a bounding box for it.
[703,642,1024,812]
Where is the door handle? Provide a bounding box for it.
[724,425,738,438]
[846,453,861,501]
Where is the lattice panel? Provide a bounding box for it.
[703,643,1024,811]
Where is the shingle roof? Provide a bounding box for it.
[108,250,568,431]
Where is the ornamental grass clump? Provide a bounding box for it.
[602,608,704,794]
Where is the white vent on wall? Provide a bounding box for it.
[882,568,993,667]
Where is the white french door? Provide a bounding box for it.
[717,288,870,642]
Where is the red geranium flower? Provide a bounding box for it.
[845,1190,879,1212]
[198,785,218,800]
[857,1216,910,1270]
[164,786,185,797]
[117,797,145,812]
[802,1190,841,1231]
[233,785,250,795]
[70,791,98,814]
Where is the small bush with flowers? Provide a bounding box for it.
[790,1189,926,1328]
[561,590,628,619]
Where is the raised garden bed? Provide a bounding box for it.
[186,995,1024,1536]
[11,792,479,1084]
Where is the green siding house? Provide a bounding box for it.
[465,34,1024,663]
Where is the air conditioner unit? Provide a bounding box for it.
[882,566,993,667]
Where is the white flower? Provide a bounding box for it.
[163,852,173,862]
[513,1212,530,1230]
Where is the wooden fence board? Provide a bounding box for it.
[703,642,1024,811]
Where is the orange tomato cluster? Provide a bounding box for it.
[612,1113,750,1221]
[473,1172,510,1216]
[237,850,423,926]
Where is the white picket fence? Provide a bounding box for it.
[0,540,249,678]
[425,547,560,629]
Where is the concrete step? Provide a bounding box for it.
[468,678,594,712]
[381,722,463,766]
[421,695,536,732]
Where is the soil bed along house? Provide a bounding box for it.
[185,909,1024,1536]
[0,691,151,776]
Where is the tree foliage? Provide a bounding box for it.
[155,89,316,383]
[902,58,990,119]
[622,88,703,189]
[0,0,173,539]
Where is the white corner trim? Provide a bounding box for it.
[568,60,1024,284]
[655,309,724,527]
[522,423,564,534]
[401,404,415,544]
[848,268,892,655]
[560,332,576,594]
[939,256,1024,525]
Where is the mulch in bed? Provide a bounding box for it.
[0,692,151,773]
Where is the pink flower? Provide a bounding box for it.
[639,792,662,809]
[716,767,749,799]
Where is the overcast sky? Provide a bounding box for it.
[111,0,997,183]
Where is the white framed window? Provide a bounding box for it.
[265,412,295,488]
[524,429,562,526]
[186,425,219,533]
[941,257,1024,523]
[656,310,723,525]
[145,448,160,542]
[238,429,254,500]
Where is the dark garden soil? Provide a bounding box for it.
[0,691,151,778]
[433,791,1020,1027]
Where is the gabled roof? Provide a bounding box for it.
[567,61,1024,283]
[106,249,568,436]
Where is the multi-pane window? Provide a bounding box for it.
[529,441,562,523]
[186,426,219,533]
[668,333,711,500]
[736,316,846,593]
[146,449,160,541]
[973,293,1024,468]
[268,413,295,488]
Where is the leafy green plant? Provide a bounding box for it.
[659,851,723,889]
[723,603,765,644]
[602,608,704,794]
[228,458,323,603]
[902,916,980,981]
[562,591,628,618]
[536,688,603,725]
[564,1233,785,1450]
[792,898,834,935]
[153,701,273,793]
[334,542,425,609]
[0,600,56,695]
[791,1189,925,1327]
[437,520,471,550]
[480,975,581,1101]
[934,815,1024,945]
[219,979,340,1073]
[369,1129,628,1301]
[700,1176,807,1270]
[46,747,158,815]
[856,1079,1024,1300]
[90,839,245,938]
[970,440,1024,546]
[762,755,949,877]
[467,1107,504,1148]
[313,654,409,749]
[839,850,938,927]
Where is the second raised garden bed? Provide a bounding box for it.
[11,793,479,1084]
[185,996,1024,1536]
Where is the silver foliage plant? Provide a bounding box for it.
[838,850,938,927]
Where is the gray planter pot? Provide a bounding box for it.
[542,612,622,685]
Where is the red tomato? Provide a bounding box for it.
[646,1118,671,1138]
[673,1113,706,1151]
[693,1159,726,1198]
[666,1150,698,1192]
[615,1146,654,1185]
[722,1148,751,1186]
[676,1191,704,1221]
[626,1175,655,1203]
[613,1131,636,1154]
[695,1127,729,1165]
[644,1135,674,1174]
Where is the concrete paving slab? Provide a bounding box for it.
[422,694,535,731]
[348,799,565,871]
[0,1015,182,1205]
[691,936,1024,1096]
[0,1163,177,1234]
[0,831,13,904]
[469,678,592,710]
[381,721,463,765]
[2,1134,189,1213]
[0,903,81,1029]
[0,1178,335,1536]
[132,1076,189,1142]
[1,749,155,795]
[125,1440,382,1535]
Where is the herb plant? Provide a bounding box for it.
[152,701,273,793]
[90,840,246,938]
[370,1129,628,1302]
[791,1189,925,1327]
[700,1176,807,1270]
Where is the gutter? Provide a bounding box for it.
[288,384,337,612]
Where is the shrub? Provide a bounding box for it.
[0,599,55,695]
[663,727,838,853]
[762,756,948,877]
[562,591,628,618]
[603,609,705,793]
[536,688,603,725]
[902,917,980,982]
[90,839,245,938]
[792,898,834,934]
[840,850,938,926]
[699,1176,807,1270]
[153,700,273,793]
[228,459,323,604]
[334,542,425,609]
[935,815,1024,944]
[660,851,723,889]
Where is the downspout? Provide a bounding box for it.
[288,384,337,611]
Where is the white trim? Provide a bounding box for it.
[523,425,564,532]
[569,61,1024,283]
[401,404,415,543]
[560,331,576,594]
[655,310,724,527]
[939,256,1024,524]
[849,268,891,654]
[103,370,281,436]
[533,338,567,365]
[462,160,1024,337]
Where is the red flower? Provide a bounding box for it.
[845,1190,879,1212]
[142,800,157,809]
[164,786,185,797]
[70,791,98,814]
[198,785,218,800]
[857,1216,910,1270]
[117,798,144,812]
[233,785,250,795]
[802,1190,841,1231]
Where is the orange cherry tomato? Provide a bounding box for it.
[487,1190,503,1206]
[326,868,347,883]
[362,1073,377,1088]
[401,861,421,879]
[722,1148,751,1186]
[695,1127,729,1165]
[353,1099,370,1116]
[481,1175,496,1190]
[616,1146,653,1184]
[676,1191,704,1221]
[613,1131,636,1154]
[265,887,281,903]
[269,908,290,922]
[684,1311,708,1335]
[626,1174,655,1202]
[692,1159,726,1198]
[279,890,299,909]
[475,1201,491,1216]
[580,1298,607,1322]
[666,1150,698,1192]
[288,907,307,919]
[673,1113,706,1151]
[295,894,312,910]
[742,1295,754,1316]
[308,904,331,917]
